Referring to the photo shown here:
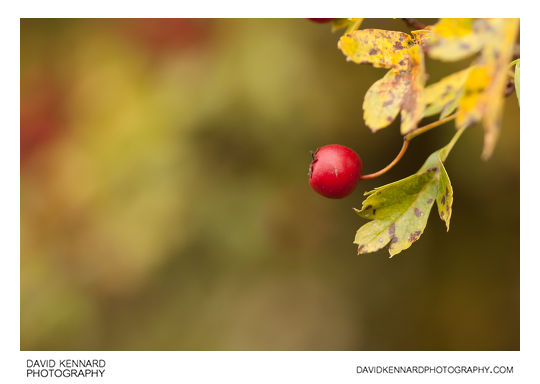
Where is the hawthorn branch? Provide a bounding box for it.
[505,79,515,97]
[401,18,426,30]
[405,113,456,141]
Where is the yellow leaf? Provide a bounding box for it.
[424,68,470,118]
[341,30,426,134]
[399,45,425,134]
[454,19,519,159]
[456,65,490,129]
[412,18,486,61]
[363,70,407,132]
[338,29,414,72]
[479,19,519,159]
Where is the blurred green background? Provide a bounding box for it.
[20,19,519,350]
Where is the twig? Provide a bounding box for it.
[505,79,515,97]
[401,18,426,30]
[405,113,456,141]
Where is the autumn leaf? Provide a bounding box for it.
[457,19,519,159]
[414,18,519,159]
[339,29,414,71]
[423,68,470,119]
[455,65,490,130]
[412,18,486,61]
[353,129,462,256]
[339,29,426,134]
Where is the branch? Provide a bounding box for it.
[401,18,426,30]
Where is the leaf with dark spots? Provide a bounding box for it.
[362,46,426,134]
[363,70,408,132]
[408,231,421,243]
[393,41,404,50]
[383,99,395,107]
[338,29,414,72]
[339,29,426,134]
[423,68,470,118]
[455,19,519,159]
[398,47,425,134]
[389,223,396,236]
[354,132,458,256]
[415,18,519,158]
[435,149,453,231]
[412,19,486,61]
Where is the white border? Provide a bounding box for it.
[3,2,537,383]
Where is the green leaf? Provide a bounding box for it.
[353,132,461,257]
[436,164,453,231]
[515,60,520,105]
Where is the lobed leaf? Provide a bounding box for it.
[342,30,426,134]
[455,19,519,159]
[338,29,415,72]
[363,70,407,132]
[354,138,457,257]
[414,18,518,159]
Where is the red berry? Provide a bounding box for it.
[309,144,362,199]
[307,18,335,23]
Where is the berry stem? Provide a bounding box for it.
[359,140,409,180]
[359,113,457,180]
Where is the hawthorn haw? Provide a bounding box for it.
[307,18,335,23]
[308,144,362,199]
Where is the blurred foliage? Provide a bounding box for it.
[21,19,519,350]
